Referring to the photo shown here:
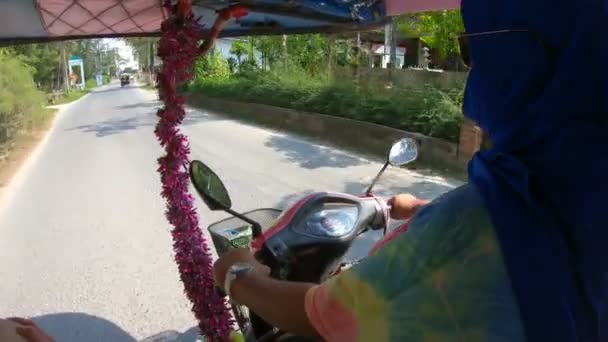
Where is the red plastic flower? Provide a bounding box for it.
[155,1,232,340]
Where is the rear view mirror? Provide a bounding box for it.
[190,160,232,211]
[388,138,418,166]
[366,138,419,195]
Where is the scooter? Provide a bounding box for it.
[120,76,130,87]
[190,138,418,342]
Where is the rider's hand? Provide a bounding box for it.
[388,194,430,220]
[6,318,54,342]
[213,248,270,288]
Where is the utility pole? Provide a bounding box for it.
[384,18,398,69]
[282,34,288,69]
[355,32,362,84]
[327,34,336,75]
[390,18,398,69]
[149,40,154,72]
[384,23,390,68]
[149,40,155,84]
[95,40,100,78]
[61,42,70,91]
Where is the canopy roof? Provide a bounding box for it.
[1,0,459,44]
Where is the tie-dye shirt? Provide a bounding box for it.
[305,184,526,342]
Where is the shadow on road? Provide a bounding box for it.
[29,312,200,342]
[112,101,226,128]
[92,85,143,94]
[114,102,161,110]
[66,117,155,138]
[341,177,453,201]
[183,108,226,126]
[274,189,316,209]
[65,107,226,138]
[264,134,370,169]
[272,176,453,211]
[31,312,134,342]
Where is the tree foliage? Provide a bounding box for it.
[397,10,463,58]
[229,39,249,66]
[193,51,231,80]
[124,37,158,72]
[187,27,467,142]
[251,36,283,70]
[9,44,61,89]
[69,39,119,80]
[2,40,118,91]
[286,34,331,74]
[0,54,45,142]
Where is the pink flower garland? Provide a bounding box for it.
[155,1,232,340]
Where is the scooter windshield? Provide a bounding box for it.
[208,208,282,235]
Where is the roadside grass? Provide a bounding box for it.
[188,69,465,143]
[53,89,89,105]
[143,83,156,91]
[53,75,116,105]
[24,107,56,130]
[0,108,56,187]
[0,54,62,188]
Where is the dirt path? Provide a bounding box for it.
[0,111,56,191]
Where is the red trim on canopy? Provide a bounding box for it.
[385,0,460,16]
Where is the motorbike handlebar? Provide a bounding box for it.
[363,196,391,232]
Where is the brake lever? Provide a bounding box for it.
[368,195,391,235]
[384,203,392,236]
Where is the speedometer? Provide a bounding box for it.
[297,203,359,238]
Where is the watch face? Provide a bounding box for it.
[231,262,254,275]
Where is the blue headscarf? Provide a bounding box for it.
[461,0,608,340]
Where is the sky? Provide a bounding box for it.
[104,38,138,70]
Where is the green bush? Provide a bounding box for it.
[0,55,45,142]
[85,78,97,89]
[55,89,89,105]
[188,69,464,142]
[193,51,231,81]
[83,75,111,88]
[412,85,463,141]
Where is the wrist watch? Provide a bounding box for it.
[224,262,255,300]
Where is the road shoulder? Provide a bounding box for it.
[0,100,79,209]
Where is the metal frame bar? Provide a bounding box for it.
[3,1,389,46]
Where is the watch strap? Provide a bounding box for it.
[224,262,255,300]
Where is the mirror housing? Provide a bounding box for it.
[189,160,232,211]
[365,138,419,195]
[190,160,266,238]
[388,138,418,166]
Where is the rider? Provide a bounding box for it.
[214,0,607,341]
[0,318,53,342]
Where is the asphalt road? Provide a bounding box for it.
[0,83,458,341]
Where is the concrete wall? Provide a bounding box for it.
[185,94,468,172]
[458,118,482,162]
